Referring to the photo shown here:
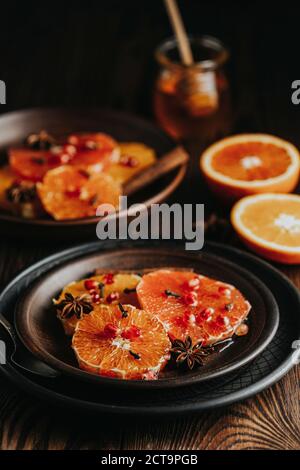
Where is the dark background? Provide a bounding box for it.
[0,0,300,144]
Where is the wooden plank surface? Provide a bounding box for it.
[0,0,300,450]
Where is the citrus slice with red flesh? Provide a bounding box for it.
[54,273,142,335]
[72,304,171,380]
[37,165,120,220]
[200,134,300,203]
[9,148,62,182]
[105,142,156,184]
[137,270,251,345]
[67,133,119,174]
[231,193,300,264]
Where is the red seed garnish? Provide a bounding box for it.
[68,135,79,145]
[182,277,200,291]
[182,292,198,306]
[119,155,138,168]
[196,307,214,323]
[91,293,100,303]
[84,279,98,291]
[121,325,141,340]
[65,188,81,198]
[106,292,120,304]
[215,315,230,327]
[218,286,232,297]
[173,311,190,328]
[101,323,118,339]
[103,273,114,285]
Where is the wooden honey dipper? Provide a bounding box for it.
[164,0,218,117]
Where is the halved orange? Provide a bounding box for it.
[37,165,120,220]
[105,142,156,184]
[72,304,171,380]
[54,273,142,335]
[231,193,300,264]
[137,270,251,346]
[200,134,300,203]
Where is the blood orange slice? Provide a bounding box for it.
[9,148,61,182]
[72,304,171,380]
[67,133,119,174]
[200,134,300,203]
[137,270,251,345]
[55,273,142,335]
[37,165,120,220]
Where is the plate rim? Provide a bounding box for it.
[0,107,187,227]
[14,245,279,389]
[0,240,299,414]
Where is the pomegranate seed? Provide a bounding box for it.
[182,292,198,306]
[196,307,214,324]
[216,315,225,326]
[60,153,72,164]
[65,188,81,198]
[102,323,118,339]
[173,311,190,328]
[218,286,232,297]
[119,155,138,168]
[103,273,114,285]
[84,279,98,291]
[92,293,100,302]
[65,145,77,156]
[121,325,141,340]
[68,135,79,145]
[106,292,120,304]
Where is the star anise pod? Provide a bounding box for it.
[170,336,214,370]
[25,130,56,150]
[54,293,93,319]
[6,182,37,204]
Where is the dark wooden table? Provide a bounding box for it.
[0,0,300,450]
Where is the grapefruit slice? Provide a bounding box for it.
[54,273,142,335]
[200,134,300,203]
[37,165,120,220]
[137,270,251,345]
[72,304,171,380]
[67,133,119,174]
[105,142,156,184]
[231,193,300,264]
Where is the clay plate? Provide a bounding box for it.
[0,108,186,240]
[14,247,279,389]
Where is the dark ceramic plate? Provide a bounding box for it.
[0,108,186,240]
[14,246,279,389]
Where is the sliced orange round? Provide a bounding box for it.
[9,148,61,182]
[231,193,300,264]
[72,304,171,380]
[37,165,120,220]
[67,133,119,174]
[137,270,251,346]
[54,273,142,335]
[200,134,300,203]
[105,142,156,184]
